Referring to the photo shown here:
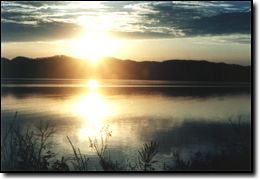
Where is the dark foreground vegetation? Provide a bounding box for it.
[1,113,251,171]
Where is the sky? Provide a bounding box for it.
[1,1,251,65]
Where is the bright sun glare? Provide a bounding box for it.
[71,30,120,63]
[87,79,98,89]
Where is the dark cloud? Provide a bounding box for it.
[143,2,251,36]
[2,1,66,8]
[183,11,251,36]
[1,21,84,42]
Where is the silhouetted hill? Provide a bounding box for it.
[1,56,250,82]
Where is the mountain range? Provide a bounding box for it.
[1,55,251,82]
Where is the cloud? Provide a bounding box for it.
[143,2,251,36]
[183,12,251,36]
[189,34,251,46]
[1,21,84,42]
[109,31,179,39]
[1,1,251,43]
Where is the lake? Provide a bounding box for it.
[1,79,251,170]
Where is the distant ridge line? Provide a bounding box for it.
[1,55,251,82]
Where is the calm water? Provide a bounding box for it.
[1,79,251,170]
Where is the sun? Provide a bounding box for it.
[71,30,120,63]
[87,79,98,89]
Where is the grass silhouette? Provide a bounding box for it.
[1,113,57,170]
[1,113,251,171]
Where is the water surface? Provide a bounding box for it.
[1,79,251,170]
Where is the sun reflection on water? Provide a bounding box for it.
[75,92,109,123]
[71,79,115,139]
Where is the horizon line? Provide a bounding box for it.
[1,54,251,67]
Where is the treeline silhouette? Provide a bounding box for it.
[1,55,251,82]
